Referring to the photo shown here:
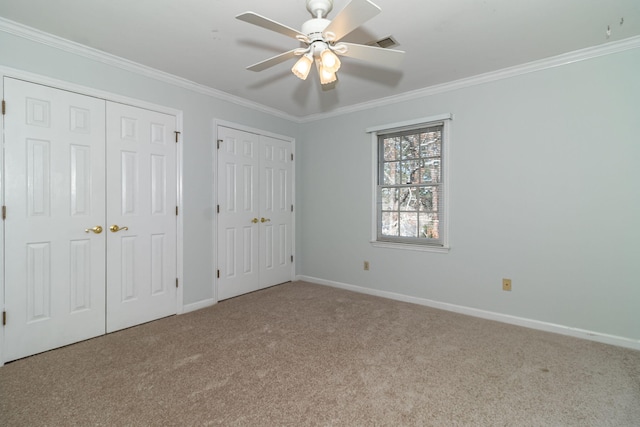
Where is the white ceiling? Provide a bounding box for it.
[1,0,639,118]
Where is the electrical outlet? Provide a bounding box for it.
[364,261,370,271]
[502,278,512,291]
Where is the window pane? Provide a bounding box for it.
[418,187,437,212]
[381,212,399,236]
[384,137,401,161]
[399,187,418,211]
[420,132,441,157]
[383,161,400,185]
[399,212,418,237]
[421,159,441,183]
[381,188,398,210]
[419,213,440,239]
[401,135,420,159]
[400,160,420,184]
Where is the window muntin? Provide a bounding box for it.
[377,124,444,245]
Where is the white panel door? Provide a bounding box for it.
[217,126,292,301]
[217,126,261,300]
[105,103,177,333]
[259,135,293,288]
[3,78,106,361]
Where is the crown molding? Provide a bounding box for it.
[2,16,638,125]
[298,35,640,123]
[0,17,298,123]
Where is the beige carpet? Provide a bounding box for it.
[1,281,638,426]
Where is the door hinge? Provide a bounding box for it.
[291,204,294,212]
[2,311,6,326]
[176,278,179,288]
[176,206,179,216]
[291,153,294,161]
[1,100,5,115]
[291,255,294,263]
[2,205,6,220]
[217,139,223,149]
[217,204,220,214]
[174,131,181,143]
[217,269,220,279]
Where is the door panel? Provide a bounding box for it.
[217,126,261,300]
[3,77,106,361]
[259,136,292,288]
[105,103,177,333]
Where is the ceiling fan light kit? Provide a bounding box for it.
[237,0,405,87]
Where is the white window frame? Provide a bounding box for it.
[367,114,452,253]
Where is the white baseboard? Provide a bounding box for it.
[182,298,216,314]
[296,275,640,351]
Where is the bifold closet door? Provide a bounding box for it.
[217,126,292,301]
[105,102,177,333]
[3,78,107,362]
[3,78,179,362]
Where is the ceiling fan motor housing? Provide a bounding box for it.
[306,0,333,18]
[301,18,332,43]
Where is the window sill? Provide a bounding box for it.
[370,241,450,254]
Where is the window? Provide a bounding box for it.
[368,115,450,251]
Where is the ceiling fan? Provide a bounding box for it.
[236,0,405,85]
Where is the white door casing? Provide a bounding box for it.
[216,126,293,301]
[3,78,107,361]
[105,102,177,333]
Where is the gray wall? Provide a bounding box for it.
[0,30,299,305]
[297,48,640,342]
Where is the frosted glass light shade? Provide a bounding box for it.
[292,54,313,80]
[320,49,341,73]
[318,65,337,85]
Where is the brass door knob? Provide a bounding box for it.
[85,225,103,234]
[261,217,271,223]
[109,225,129,233]
[251,218,259,223]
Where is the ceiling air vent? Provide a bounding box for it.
[369,35,399,49]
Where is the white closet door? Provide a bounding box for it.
[217,126,293,301]
[105,102,177,333]
[259,135,293,288]
[3,78,106,361]
[217,126,261,300]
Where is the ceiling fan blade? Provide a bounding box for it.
[323,0,381,41]
[246,49,299,72]
[236,12,306,40]
[337,42,405,69]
